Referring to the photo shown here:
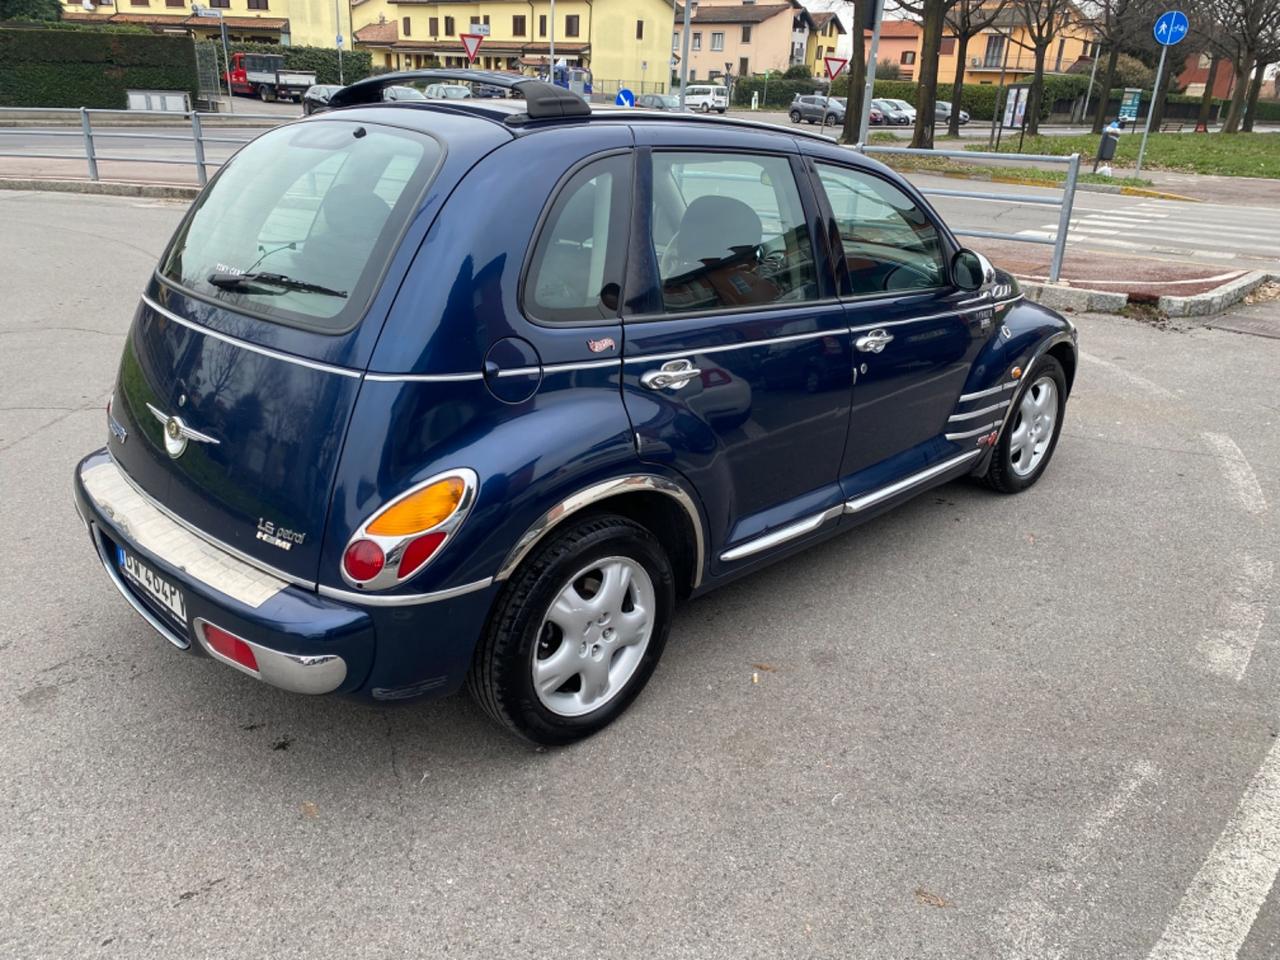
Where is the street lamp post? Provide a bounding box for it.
[677,0,691,109]
[334,0,344,84]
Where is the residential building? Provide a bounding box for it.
[353,0,674,92]
[934,7,1098,86]
[1181,51,1237,99]
[804,10,846,77]
[59,0,342,47]
[673,0,816,81]
[861,19,920,81]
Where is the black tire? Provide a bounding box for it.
[467,514,675,745]
[258,86,270,103]
[981,356,1067,494]
[717,108,726,114]
[824,113,837,126]
[789,110,802,123]
[699,102,710,113]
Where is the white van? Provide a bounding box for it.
[683,84,729,113]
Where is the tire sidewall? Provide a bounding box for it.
[490,519,674,744]
[994,357,1067,491]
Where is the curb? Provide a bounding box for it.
[0,177,199,199]
[1158,271,1271,317]
[1020,271,1276,317]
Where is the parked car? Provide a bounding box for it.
[878,97,917,122]
[74,69,1076,745]
[683,84,728,113]
[302,83,343,116]
[637,93,685,111]
[935,100,971,125]
[425,83,473,100]
[383,85,428,102]
[790,95,881,127]
[225,52,315,103]
[872,98,912,125]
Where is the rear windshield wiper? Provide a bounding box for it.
[208,271,348,298]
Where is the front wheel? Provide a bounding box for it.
[981,356,1067,493]
[468,514,675,745]
[789,110,802,123]
[824,113,837,126]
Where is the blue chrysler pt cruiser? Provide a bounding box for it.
[74,72,1077,744]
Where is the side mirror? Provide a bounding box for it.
[951,248,994,292]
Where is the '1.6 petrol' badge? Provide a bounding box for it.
[146,402,220,459]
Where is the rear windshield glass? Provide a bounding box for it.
[159,120,440,333]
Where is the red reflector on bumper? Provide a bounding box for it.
[200,622,259,673]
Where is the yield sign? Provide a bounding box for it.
[460,33,484,63]
[823,56,849,80]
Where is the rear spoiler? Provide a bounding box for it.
[327,70,590,120]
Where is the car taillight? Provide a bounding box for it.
[339,469,477,591]
[200,622,259,673]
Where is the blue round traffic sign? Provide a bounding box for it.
[615,88,635,107]
[1153,10,1188,46]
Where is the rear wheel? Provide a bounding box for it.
[824,113,837,126]
[981,356,1067,494]
[258,86,271,103]
[699,102,710,113]
[468,514,675,745]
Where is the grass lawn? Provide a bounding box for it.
[975,132,1280,179]
[862,136,1152,188]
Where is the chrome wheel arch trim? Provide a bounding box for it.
[494,475,707,590]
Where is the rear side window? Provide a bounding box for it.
[814,162,945,295]
[159,120,440,333]
[650,151,819,314]
[523,154,631,323]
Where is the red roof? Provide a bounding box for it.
[867,19,920,39]
[354,20,398,43]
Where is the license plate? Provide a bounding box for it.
[117,546,187,625]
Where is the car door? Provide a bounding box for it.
[805,157,994,500]
[620,134,852,574]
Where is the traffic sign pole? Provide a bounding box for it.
[858,0,885,145]
[1138,10,1188,178]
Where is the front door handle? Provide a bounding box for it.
[854,329,894,353]
[641,358,702,391]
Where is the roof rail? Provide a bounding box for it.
[327,70,590,121]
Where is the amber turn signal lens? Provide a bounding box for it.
[1012,366,1023,380]
[367,477,465,537]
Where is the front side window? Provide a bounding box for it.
[649,152,818,314]
[160,121,440,333]
[814,162,945,295]
[524,155,631,323]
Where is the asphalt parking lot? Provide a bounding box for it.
[2,190,1278,959]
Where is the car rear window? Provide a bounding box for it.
[158,120,441,333]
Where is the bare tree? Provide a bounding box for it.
[1079,0,1157,133]
[841,0,873,144]
[896,0,951,147]
[1204,0,1280,132]
[1014,0,1078,134]
[944,0,1011,136]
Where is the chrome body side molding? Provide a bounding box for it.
[845,450,984,514]
[317,578,494,607]
[719,505,844,563]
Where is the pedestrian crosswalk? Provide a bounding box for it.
[1016,200,1280,265]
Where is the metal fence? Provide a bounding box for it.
[0,106,283,187]
[860,144,1082,283]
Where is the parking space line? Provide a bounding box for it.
[1080,352,1179,401]
[998,760,1160,960]
[1202,433,1268,516]
[1146,741,1280,960]
[1197,555,1275,681]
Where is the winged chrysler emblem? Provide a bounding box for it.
[146,402,220,459]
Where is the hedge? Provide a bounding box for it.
[0,26,197,107]
[220,41,372,86]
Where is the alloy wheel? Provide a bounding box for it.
[1008,376,1058,477]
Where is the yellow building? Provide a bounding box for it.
[351,0,678,94]
[804,10,845,77]
[936,6,1098,86]
[60,0,346,48]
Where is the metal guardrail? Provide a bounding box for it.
[0,106,284,187]
[860,144,1081,283]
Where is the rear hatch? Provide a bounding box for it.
[110,117,444,583]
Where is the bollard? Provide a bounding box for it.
[80,107,99,181]
[190,112,208,187]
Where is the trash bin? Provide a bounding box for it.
[1094,127,1120,173]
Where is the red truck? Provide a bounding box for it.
[224,52,316,103]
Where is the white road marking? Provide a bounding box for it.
[1197,555,1275,681]
[1202,432,1268,515]
[998,760,1160,959]
[1146,740,1280,960]
[1080,352,1179,400]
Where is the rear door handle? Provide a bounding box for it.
[855,329,894,353]
[641,359,702,391]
